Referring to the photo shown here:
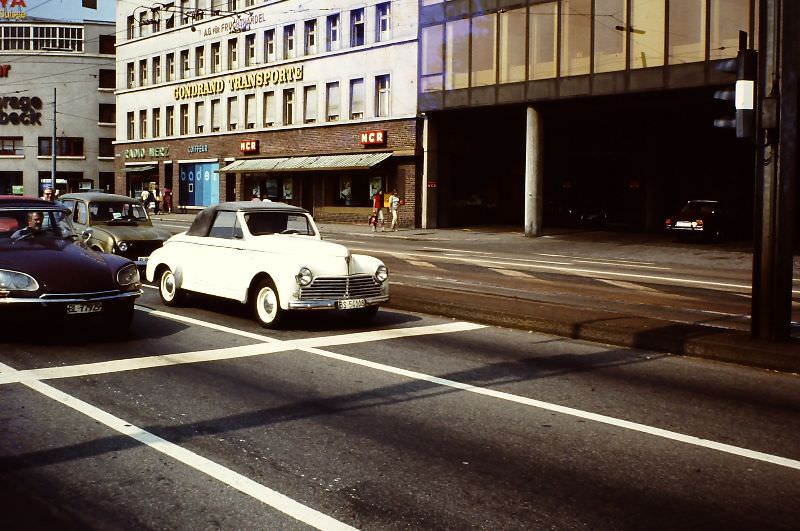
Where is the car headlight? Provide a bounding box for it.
[0,269,39,291]
[374,264,388,284]
[117,241,129,252]
[116,263,140,288]
[295,266,313,286]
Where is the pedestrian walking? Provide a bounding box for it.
[41,187,55,201]
[371,188,385,232]
[389,189,401,231]
[162,187,173,214]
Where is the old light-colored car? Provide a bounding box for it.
[145,202,389,327]
[60,192,172,267]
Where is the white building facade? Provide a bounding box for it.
[0,19,116,197]
[115,0,419,226]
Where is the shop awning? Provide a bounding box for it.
[218,152,392,173]
[123,165,157,173]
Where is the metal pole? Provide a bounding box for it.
[51,86,56,195]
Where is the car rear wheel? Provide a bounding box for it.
[159,268,184,306]
[253,278,283,328]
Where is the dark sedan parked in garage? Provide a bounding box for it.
[60,192,172,267]
[665,200,729,240]
[0,196,142,332]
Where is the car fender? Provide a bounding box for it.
[350,253,385,275]
[145,245,183,287]
[242,262,300,308]
[88,227,115,253]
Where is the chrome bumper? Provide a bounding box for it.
[0,289,142,305]
[288,295,389,310]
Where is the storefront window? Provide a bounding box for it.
[445,18,469,89]
[560,0,591,76]
[710,0,748,60]
[529,2,557,80]
[339,176,352,205]
[630,0,665,69]
[669,0,706,64]
[471,13,496,86]
[594,0,626,73]
[499,8,526,84]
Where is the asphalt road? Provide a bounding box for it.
[1,285,799,529]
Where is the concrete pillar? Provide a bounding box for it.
[421,114,438,229]
[524,105,544,237]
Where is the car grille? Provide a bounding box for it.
[116,240,163,260]
[299,274,381,300]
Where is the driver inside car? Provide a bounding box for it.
[11,211,44,239]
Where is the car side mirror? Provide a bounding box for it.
[81,228,93,243]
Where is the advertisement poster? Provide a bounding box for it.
[179,162,219,207]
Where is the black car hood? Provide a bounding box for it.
[0,238,129,293]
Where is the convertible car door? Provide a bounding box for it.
[188,211,250,300]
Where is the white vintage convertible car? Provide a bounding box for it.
[145,202,389,327]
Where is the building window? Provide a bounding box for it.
[283,88,294,125]
[39,137,84,156]
[98,137,114,158]
[227,38,238,69]
[98,103,115,123]
[325,82,340,121]
[630,0,665,68]
[139,110,148,139]
[0,136,24,156]
[245,33,256,66]
[180,49,189,78]
[263,91,275,126]
[669,0,706,64]
[529,2,557,80]
[29,25,83,52]
[196,45,205,75]
[560,0,591,76]
[99,68,115,89]
[326,14,339,51]
[421,25,443,92]
[264,29,276,62]
[245,94,256,128]
[349,78,364,119]
[127,15,135,39]
[195,101,204,133]
[166,52,175,81]
[350,8,365,47]
[227,96,238,130]
[139,59,148,86]
[376,2,391,42]
[180,0,189,25]
[166,105,175,136]
[127,112,135,139]
[211,99,221,132]
[153,56,162,84]
[164,2,175,29]
[211,42,221,73]
[304,19,317,55]
[127,62,135,88]
[471,13,496,86]
[99,34,115,54]
[153,108,161,137]
[499,8,526,83]
[283,24,295,59]
[594,0,626,73]
[445,18,469,89]
[180,104,189,135]
[303,85,316,123]
[375,75,390,117]
[227,0,236,10]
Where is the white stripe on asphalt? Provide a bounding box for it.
[0,361,356,531]
[489,267,534,278]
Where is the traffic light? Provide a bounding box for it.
[713,31,757,140]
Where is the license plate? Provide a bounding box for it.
[137,256,149,263]
[67,302,102,314]
[337,298,366,310]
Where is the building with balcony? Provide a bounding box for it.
[115,0,418,226]
[0,18,116,197]
[417,0,756,233]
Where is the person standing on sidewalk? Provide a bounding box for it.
[162,187,173,214]
[389,189,401,231]
[371,188,385,232]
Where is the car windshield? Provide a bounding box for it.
[681,202,718,217]
[0,208,76,242]
[244,211,315,236]
[90,202,148,223]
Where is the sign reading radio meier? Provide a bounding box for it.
[174,65,304,100]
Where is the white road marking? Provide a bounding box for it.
[406,259,438,269]
[0,361,356,531]
[596,279,660,292]
[489,268,533,278]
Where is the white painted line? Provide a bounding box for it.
[538,253,657,266]
[0,361,355,531]
[406,260,438,269]
[489,268,534,279]
[596,279,659,292]
[298,346,800,472]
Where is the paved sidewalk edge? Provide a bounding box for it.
[387,285,800,375]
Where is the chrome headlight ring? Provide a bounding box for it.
[117,241,129,253]
[117,263,141,288]
[0,269,39,291]
[296,266,313,286]
[374,264,388,284]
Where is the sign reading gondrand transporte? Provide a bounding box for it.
[174,65,303,101]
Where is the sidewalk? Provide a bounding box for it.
[152,214,800,374]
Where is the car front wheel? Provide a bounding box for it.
[159,268,185,306]
[253,278,283,328]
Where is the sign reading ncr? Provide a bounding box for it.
[360,130,387,145]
